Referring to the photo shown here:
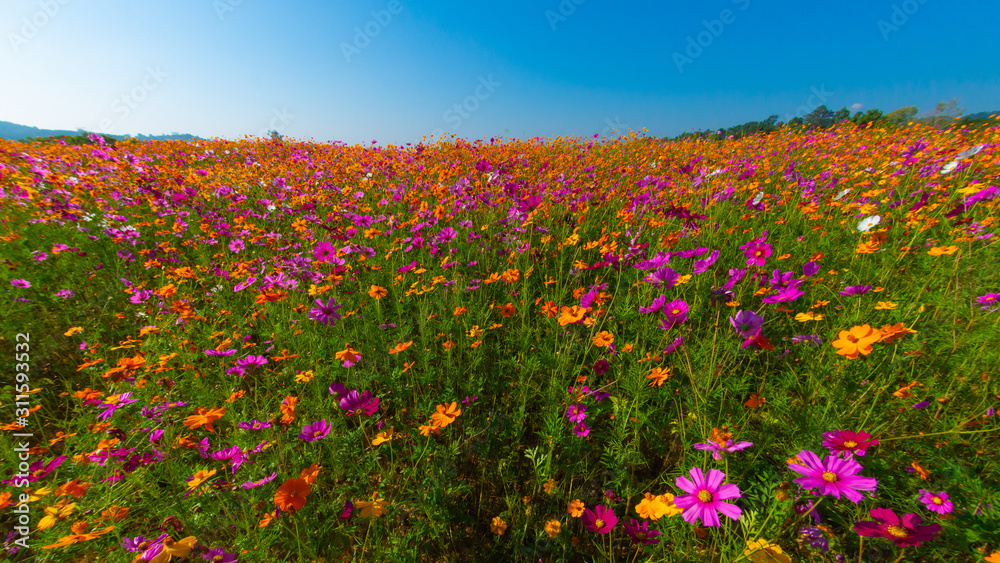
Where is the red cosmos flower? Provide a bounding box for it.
[822,430,879,457]
[854,507,941,547]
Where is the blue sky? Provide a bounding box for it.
[2,0,998,145]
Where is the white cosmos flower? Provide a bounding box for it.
[940,160,959,175]
[833,188,851,201]
[857,215,881,232]
[956,144,986,160]
[752,191,764,205]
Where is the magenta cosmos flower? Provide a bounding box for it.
[11,279,31,288]
[729,310,764,339]
[339,390,379,417]
[673,467,742,527]
[822,430,879,457]
[623,518,661,545]
[566,404,587,423]
[694,439,753,461]
[742,241,773,267]
[313,241,337,263]
[581,504,617,534]
[659,300,689,329]
[308,296,342,326]
[917,490,953,515]
[300,419,331,441]
[787,450,877,503]
[854,507,941,547]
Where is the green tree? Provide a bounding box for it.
[885,106,918,127]
[926,98,964,127]
[804,105,835,128]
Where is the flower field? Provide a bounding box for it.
[1,123,999,562]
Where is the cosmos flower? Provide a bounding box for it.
[300,420,331,442]
[730,310,764,339]
[660,300,689,328]
[787,450,877,503]
[308,296,342,326]
[857,215,881,232]
[854,507,941,547]
[693,439,753,461]
[581,504,617,534]
[673,467,742,527]
[623,518,661,545]
[339,390,379,417]
[917,490,954,515]
[566,403,587,424]
[822,430,879,457]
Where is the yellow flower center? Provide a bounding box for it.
[594,518,605,529]
[822,471,838,483]
[671,308,681,315]
[843,440,858,448]
[886,525,909,539]
[932,496,943,505]
[698,490,713,503]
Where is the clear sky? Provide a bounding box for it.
[2,0,998,145]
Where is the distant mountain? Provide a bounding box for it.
[0,120,201,142]
[962,111,999,122]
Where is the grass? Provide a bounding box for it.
[0,123,998,562]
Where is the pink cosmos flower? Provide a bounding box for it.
[11,279,30,288]
[917,490,953,515]
[673,467,742,527]
[659,300,689,329]
[300,419,331,442]
[308,296,342,326]
[743,241,772,267]
[313,241,337,263]
[822,429,879,457]
[566,404,587,424]
[581,504,617,534]
[339,390,379,417]
[573,422,590,437]
[693,439,753,461]
[854,507,942,547]
[787,450,877,503]
[623,518,661,545]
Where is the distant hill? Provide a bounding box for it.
[0,120,201,142]
[961,111,1000,122]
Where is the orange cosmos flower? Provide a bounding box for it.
[831,324,882,359]
[182,406,226,432]
[927,246,958,256]
[878,322,917,344]
[368,285,387,299]
[646,367,672,387]
[280,396,297,424]
[431,402,461,427]
[567,499,585,517]
[388,341,413,354]
[591,331,614,347]
[558,305,587,326]
[499,302,516,317]
[491,517,507,535]
[299,463,322,485]
[274,478,311,512]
